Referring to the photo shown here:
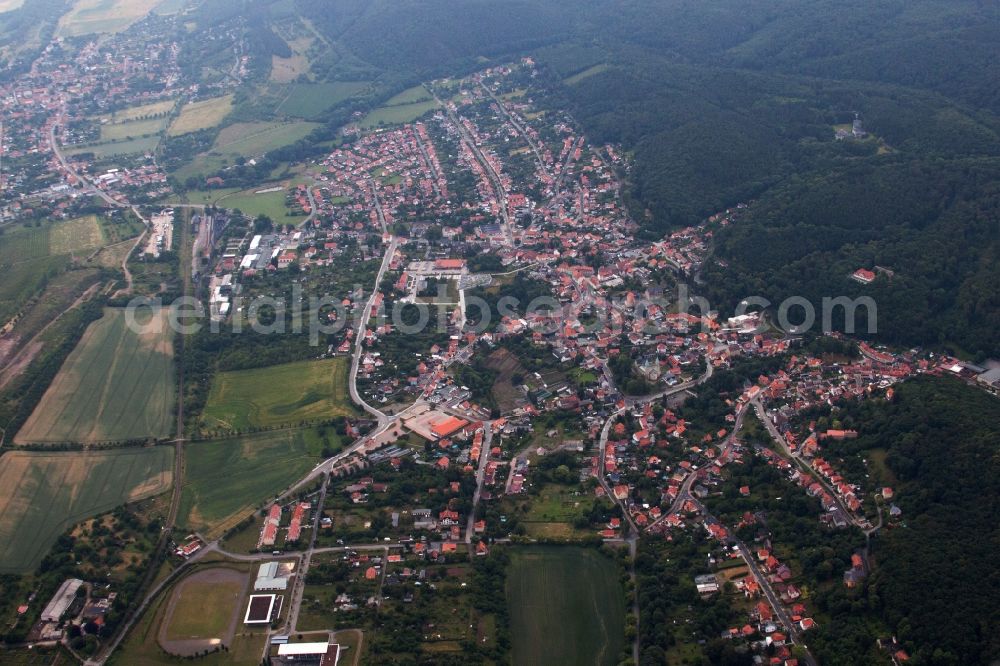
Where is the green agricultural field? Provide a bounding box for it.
[276,81,370,119]
[0,223,69,325]
[358,99,440,129]
[202,357,355,431]
[16,307,175,444]
[0,447,174,572]
[179,426,340,537]
[214,186,305,223]
[507,546,626,666]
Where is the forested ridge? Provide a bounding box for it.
[807,376,1000,664]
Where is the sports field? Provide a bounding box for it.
[162,568,246,644]
[0,447,174,572]
[168,95,234,136]
[179,426,338,537]
[57,0,163,37]
[507,546,626,666]
[16,307,175,444]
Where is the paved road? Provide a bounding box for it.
[437,97,514,247]
[465,422,493,553]
[751,398,876,534]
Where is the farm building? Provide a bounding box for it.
[254,561,295,591]
[41,578,84,622]
[276,641,341,665]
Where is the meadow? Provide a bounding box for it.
[275,81,370,119]
[214,186,305,223]
[105,99,176,123]
[0,447,174,572]
[384,84,432,106]
[168,95,234,136]
[507,546,626,666]
[100,116,169,142]
[0,223,65,324]
[65,134,160,158]
[358,99,440,129]
[172,121,319,181]
[48,214,104,255]
[16,307,175,444]
[201,357,354,431]
[178,426,339,538]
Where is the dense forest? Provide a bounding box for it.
[805,376,999,664]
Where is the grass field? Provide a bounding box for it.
[215,186,305,223]
[16,307,175,444]
[100,116,169,142]
[65,135,160,158]
[57,0,163,36]
[163,568,246,641]
[179,427,338,538]
[105,99,176,123]
[169,95,234,136]
[111,564,264,666]
[0,223,67,324]
[0,448,173,572]
[507,546,625,666]
[276,81,369,119]
[358,99,440,129]
[385,84,432,106]
[202,357,354,431]
[172,121,319,180]
[49,215,104,255]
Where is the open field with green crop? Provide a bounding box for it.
[0,223,67,324]
[202,357,354,431]
[168,95,234,136]
[179,426,339,538]
[16,307,175,444]
[57,0,164,37]
[358,99,440,129]
[276,81,369,119]
[0,447,173,572]
[100,116,169,142]
[507,546,625,666]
